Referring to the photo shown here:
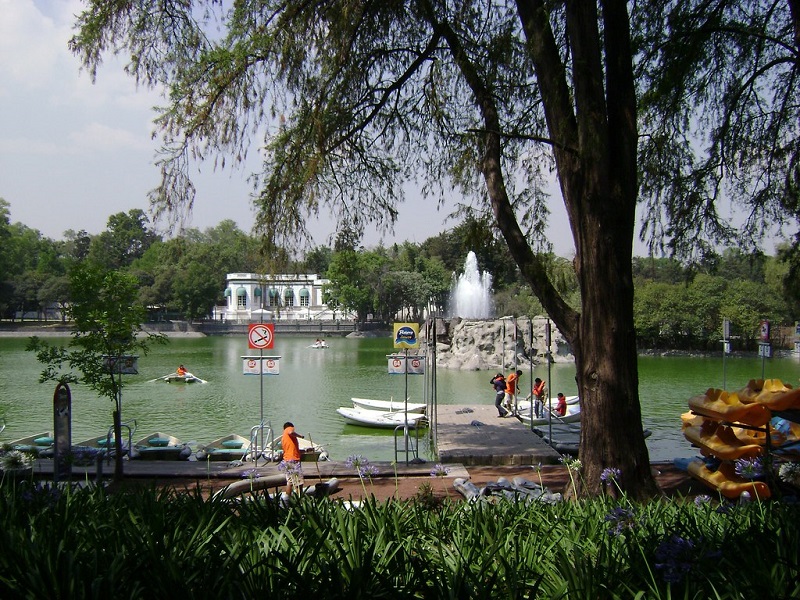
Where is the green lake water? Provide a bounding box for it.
[1,335,797,463]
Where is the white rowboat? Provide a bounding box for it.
[351,397,426,413]
[336,407,427,429]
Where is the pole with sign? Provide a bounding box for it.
[545,319,553,444]
[393,323,421,463]
[246,323,276,465]
[795,322,800,360]
[758,319,771,378]
[721,319,731,389]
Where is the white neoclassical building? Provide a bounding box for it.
[222,272,347,322]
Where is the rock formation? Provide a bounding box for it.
[426,316,574,371]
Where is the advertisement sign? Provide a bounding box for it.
[393,322,419,349]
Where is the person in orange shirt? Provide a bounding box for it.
[554,392,567,417]
[176,365,187,376]
[281,421,305,496]
[504,370,523,413]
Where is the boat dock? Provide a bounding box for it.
[433,404,564,466]
[16,404,567,482]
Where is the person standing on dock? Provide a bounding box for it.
[532,378,547,417]
[280,422,305,498]
[504,370,523,414]
[491,373,508,417]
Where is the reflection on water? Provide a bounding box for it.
[0,335,797,462]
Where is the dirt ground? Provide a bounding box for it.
[128,462,700,503]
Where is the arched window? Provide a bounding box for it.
[284,288,295,307]
[299,287,310,307]
[268,288,280,307]
[236,286,247,309]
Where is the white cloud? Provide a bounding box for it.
[0,0,62,88]
[69,122,153,152]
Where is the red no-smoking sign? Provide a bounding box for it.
[248,323,274,349]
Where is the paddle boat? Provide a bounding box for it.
[516,394,579,411]
[336,406,428,429]
[132,432,193,461]
[155,371,207,384]
[514,400,581,427]
[6,431,54,454]
[271,435,329,462]
[74,434,132,455]
[310,339,329,349]
[195,434,252,462]
[351,397,427,413]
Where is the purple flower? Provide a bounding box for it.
[604,506,636,536]
[241,468,260,479]
[358,463,379,480]
[693,494,712,506]
[277,460,301,475]
[430,463,450,478]
[733,457,764,480]
[654,535,696,584]
[600,467,621,484]
[345,454,369,470]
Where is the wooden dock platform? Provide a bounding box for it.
[433,404,563,466]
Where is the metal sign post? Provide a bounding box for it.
[545,319,552,446]
[392,323,422,465]
[758,319,771,379]
[722,319,731,389]
[247,323,275,465]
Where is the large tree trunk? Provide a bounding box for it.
[571,186,659,499]
[509,0,659,498]
[113,408,124,481]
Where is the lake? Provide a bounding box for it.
[1,334,797,463]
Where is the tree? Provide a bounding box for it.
[70,1,797,498]
[38,275,71,323]
[325,249,387,321]
[87,209,160,270]
[27,264,166,480]
[303,245,333,276]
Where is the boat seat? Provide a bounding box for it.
[148,437,171,447]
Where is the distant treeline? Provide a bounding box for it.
[0,201,796,350]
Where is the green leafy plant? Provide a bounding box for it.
[27,264,166,480]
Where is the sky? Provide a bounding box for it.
[0,0,587,259]
[2,1,784,261]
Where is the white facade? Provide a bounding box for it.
[223,273,346,322]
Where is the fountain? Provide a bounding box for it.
[448,251,494,319]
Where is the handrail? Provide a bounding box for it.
[249,421,275,464]
[104,419,137,461]
[393,418,426,465]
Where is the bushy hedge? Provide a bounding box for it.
[0,480,798,598]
